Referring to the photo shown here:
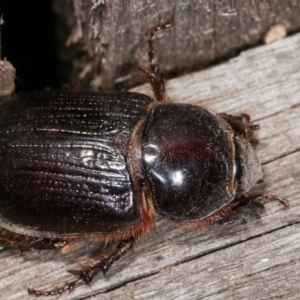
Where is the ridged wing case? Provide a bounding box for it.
[0,90,154,237]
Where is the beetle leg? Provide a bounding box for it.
[27,237,135,297]
[255,194,289,209]
[218,194,289,225]
[0,229,68,252]
[219,113,260,145]
[216,199,265,225]
[141,22,172,103]
[177,193,288,229]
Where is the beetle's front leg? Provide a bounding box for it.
[179,194,288,229]
[218,113,260,144]
[216,194,289,225]
[0,229,68,252]
[28,237,135,297]
[141,22,172,103]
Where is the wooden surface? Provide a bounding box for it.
[0,32,299,300]
[53,0,300,90]
[0,59,15,97]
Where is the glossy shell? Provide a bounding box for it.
[0,90,154,237]
[0,89,262,238]
[142,103,236,221]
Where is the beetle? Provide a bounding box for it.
[0,24,288,296]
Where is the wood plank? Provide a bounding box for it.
[0,33,299,299]
[53,0,300,90]
[98,222,300,300]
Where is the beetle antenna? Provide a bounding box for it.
[141,21,172,103]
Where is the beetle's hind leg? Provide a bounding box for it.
[0,229,68,252]
[28,237,135,297]
[141,22,172,103]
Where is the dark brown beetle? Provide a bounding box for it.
[0,24,288,296]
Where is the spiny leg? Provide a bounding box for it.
[256,194,289,209]
[219,113,260,144]
[28,237,135,297]
[180,193,289,229]
[141,22,172,103]
[0,229,68,252]
[217,193,289,225]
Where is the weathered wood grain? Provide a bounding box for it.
[0,59,15,97]
[0,33,299,300]
[53,0,300,90]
